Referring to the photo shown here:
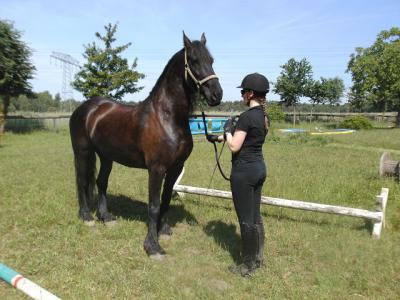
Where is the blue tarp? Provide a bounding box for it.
[189,118,228,135]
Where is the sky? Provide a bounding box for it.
[1,0,399,102]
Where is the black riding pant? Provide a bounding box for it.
[230,160,266,225]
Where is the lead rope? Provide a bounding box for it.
[206,140,227,190]
[201,111,230,181]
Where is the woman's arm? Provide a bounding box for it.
[218,130,247,153]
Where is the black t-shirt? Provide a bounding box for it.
[232,106,267,163]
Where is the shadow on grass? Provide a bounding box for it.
[204,220,241,263]
[266,209,373,234]
[106,194,198,228]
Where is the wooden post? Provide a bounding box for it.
[174,167,185,198]
[372,188,389,239]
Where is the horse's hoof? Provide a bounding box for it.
[97,212,116,223]
[149,253,166,261]
[84,220,96,227]
[104,220,117,227]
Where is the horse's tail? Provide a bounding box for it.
[73,149,97,212]
[70,103,97,217]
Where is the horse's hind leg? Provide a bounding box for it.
[73,148,96,223]
[158,163,184,235]
[96,156,116,223]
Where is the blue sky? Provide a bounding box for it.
[1,0,399,102]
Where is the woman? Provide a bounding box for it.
[218,73,269,276]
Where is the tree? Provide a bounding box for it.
[307,79,325,106]
[306,77,344,122]
[321,77,345,106]
[0,20,35,132]
[273,58,313,124]
[306,79,325,123]
[72,23,145,100]
[347,27,400,126]
[308,77,345,106]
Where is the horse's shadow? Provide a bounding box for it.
[106,194,198,228]
[204,220,241,263]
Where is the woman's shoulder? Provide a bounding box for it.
[240,106,262,118]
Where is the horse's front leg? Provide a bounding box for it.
[144,167,166,258]
[158,163,184,235]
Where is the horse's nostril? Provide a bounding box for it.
[213,90,223,101]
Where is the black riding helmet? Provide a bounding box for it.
[237,73,269,93]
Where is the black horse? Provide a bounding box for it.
[69,33,222,258]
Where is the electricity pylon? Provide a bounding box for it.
[50,51,80,111]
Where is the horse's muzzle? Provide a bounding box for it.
[204,82,223,106]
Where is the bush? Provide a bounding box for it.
[339,116,373,130]
[267,103,285,122]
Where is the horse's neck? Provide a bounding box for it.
[148,51,194,120]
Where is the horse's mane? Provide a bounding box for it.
[145,48,185,101]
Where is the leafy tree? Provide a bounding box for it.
[274,58,313,124]
[11,94,30,112]
[72,23,145,100]
[0,20,35,132]
[54,93,61,109]
[307,79,325,106]
[306,79,325,123]
[306,77,344,122]
[267,103,285,122]
[308,77,345,106]
[347,27,400,126]
[33,91,54,112]
[321,77,345,106]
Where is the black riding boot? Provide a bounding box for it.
[229,222,259,277]
[255,221,265,268]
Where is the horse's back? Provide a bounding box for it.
[70,97,120,149]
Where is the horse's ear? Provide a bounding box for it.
[183,31,192,49]
[201,33,206,45]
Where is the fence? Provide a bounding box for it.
[4,114,231,134]
[3,111,398,133]
[5,115,70,132]
[285,112,397,123]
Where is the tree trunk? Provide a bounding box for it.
[0,96,10,135]
[293,105,296,126]
[0,112,3,135]
[310,105,314,124]
[396,109,400,128]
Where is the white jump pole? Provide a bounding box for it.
[173,169,389,238]
[0,263,61,300]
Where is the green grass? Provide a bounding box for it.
[0,128,399,299]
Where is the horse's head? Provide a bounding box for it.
[183,32,223,106]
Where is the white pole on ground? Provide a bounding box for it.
[0,263,61,300]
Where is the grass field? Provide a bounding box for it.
[0,125,399,299]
